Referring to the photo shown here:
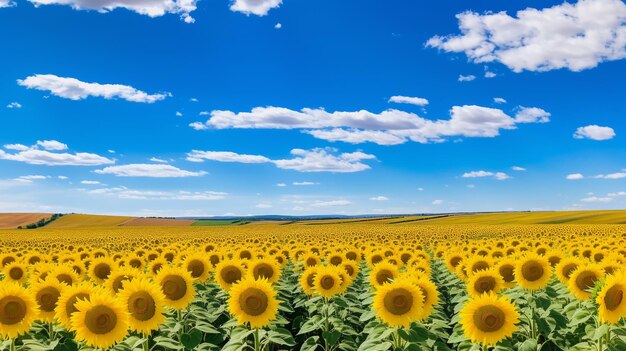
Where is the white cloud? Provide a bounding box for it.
[190,97,199,102]
[58,176,68,180]
[462,170,510,180]
[255,203,273,209]
[186,150,271,163]
[37,140,68,151]
[369,196,389,201]
[467,184,476,188]
[149,157,169,163]
[108,150,116,154]
[573,125,616,140]
[230,0,282,16]
[311,200,351,207]
[274,23,282,29]
[88,187,226,200]
[566,173,585,180]
[188,148,376,173]
[0,141,114,166]
[18,74,170,103]
[80,180,101,185]
[514,107,550,123]
[388,96,429,106]
[3,144,29,151]
[94,164,206,177]
[458,74,476,82]
[276,183,287,187]
[484,71,496,78]
[293,181,318,186]
[191,104,549,146]
[0,0,15,8]
[427,0,626,72]
[14,175,49,183]
[494,97,507,104]
[26,0,198,22]
[608,191,626,197]
[581,196,613,203]
[432,199,444,205]
[6,102,21,109]
[511,166,526,171]
[417,187,424,191]
[594,172,626,179]
[176,111,183,117]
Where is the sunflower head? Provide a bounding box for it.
[71,291,130,350]
[118,278,166,334]
[412,277,439,321]
[496,259,516,288]
[314,266,343,298]
[299,266,318,296]
[568,264,604,300]
[227,278,279,329]
[597,270,626,324]
[31,277,64,322]
[3,262,28,284]
[370,262,399,289]
[555,257,581,284]
[105,267,137,295]
[55,283,94,329]
[467,269,504,297]
[373,277,424,328]
[459,292,520,346]
[248,259,281,284]
[156,267,195,311]
[514,253,552,291]
[89,257,115,285]
[183,253,211,282]
[0,282,39,340]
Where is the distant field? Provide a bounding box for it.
[121,218,195,226]
[0,213,51,229]
[191,219,249,226]
[409,211,626,225]
[45,214,133,228]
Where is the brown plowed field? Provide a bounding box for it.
[0,213,51,229]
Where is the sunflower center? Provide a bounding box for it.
[112,275,131,293]
[330,256,342,265]
[499,265,515,283]
[151,263,163,275]
[65,293,90,317]
[128,291,156,321]
[383,288,413,315]
[521,261,544,282]
[0,296,27,325]
[345,265,355,276]
[306,258,317,267]
[37,287,61,312]
[9,267,24,280]
[57,274,73,285]
[450,256,462,268]
[376,270,393,285]
[94,263,112,280]
[576,271,599,292]
[239,288,268,316]
[306,273,316,288]
[320,275,335,290]
[346,252,357,261]
[562,264,577,279]
[162,275,187,301]
[85,305,117,335]
[187,260,205,278]
[474,276,496,294]
[221,266,242,285]
[604,285,624,311]
[253,263,274,280]
[474,305,505,332]
[472,261,489,273]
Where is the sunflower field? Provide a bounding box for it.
[0,223,625,351]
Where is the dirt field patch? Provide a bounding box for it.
[0,213,51,229]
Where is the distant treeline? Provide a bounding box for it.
[18,213,64,229]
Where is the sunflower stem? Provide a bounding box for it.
[143,332,149,351]
[9,339,15,351]
[253,328,261,351]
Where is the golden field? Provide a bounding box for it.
[0,211,624,351]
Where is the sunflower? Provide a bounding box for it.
[51,265,81,287]
[299,266,318,296]
[0,282,39,340]
[314,266,343,298]
[370,262,398,289]
[466,256,493,276]
[568,264,604,300]
[555,257,581,284]
[228,278,279,329]
[55,283,94,329]
[148,259,167,276]
[118,278,166,334]
[342,261,359,281]
[467,269,504,297]
[460,292,520,346]
[105,267,137,295]
[183,253,211,282]
[496,259,516,288]
[302,254,320,268]
[597,271,626,324]
[413,277,439,321]
[514,253,551,291]
[30,277,64,322]
[373,278,424,328]
[156,267,195,310]
[2,262,28,285]
[215,260,247,291]
[248,259,281,284]
[71,291,129,349]
[89,257,115,285]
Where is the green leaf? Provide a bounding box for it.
[322,330,342,346]
[518,339,537,351]
[267,327,296,346]
[298,314,324,335]
[181,329,202,349]
[300,336,319,351]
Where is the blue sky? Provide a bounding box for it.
[1,0,625,216]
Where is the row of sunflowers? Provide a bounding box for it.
[0,224,624,350]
